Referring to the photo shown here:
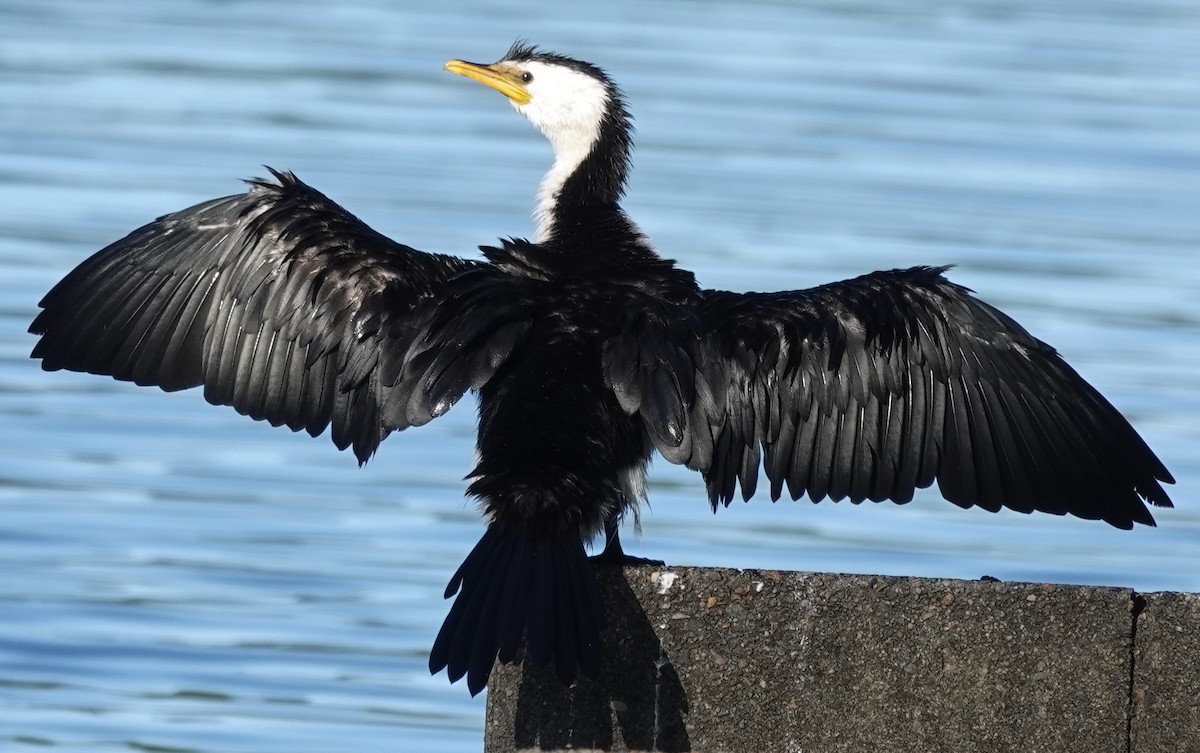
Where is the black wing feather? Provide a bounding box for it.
[641,266,1173,528]
[30,170,486,463]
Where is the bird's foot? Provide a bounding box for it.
[592,518,665,567]
[590,549,665,568]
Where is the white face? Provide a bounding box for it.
[505,60,610,160]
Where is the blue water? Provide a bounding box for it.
[2,1,1198,750]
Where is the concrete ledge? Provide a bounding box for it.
[1133,590,1200,752]
[485,567,1200,753]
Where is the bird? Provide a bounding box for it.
[29,42,1174,696]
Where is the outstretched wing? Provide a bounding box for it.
[30,170,487,462]
[643,266,1174,529]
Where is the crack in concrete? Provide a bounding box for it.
[1126,590,1147,753]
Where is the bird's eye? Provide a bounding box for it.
[520,71,533,83]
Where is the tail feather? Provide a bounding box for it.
[464,543,519,683]
[552,546,580,686]
[432,530,511,687]
[494,538,532,665]
[526,543,555,667]
[563,543,604,679]
[429,524,605,695]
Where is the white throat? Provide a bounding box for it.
[509,61,610,242]
[533,137,595,242]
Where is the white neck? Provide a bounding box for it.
[533,139,593,242]
[508,60,610,243]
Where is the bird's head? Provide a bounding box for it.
[445,42,629,171]
[445,42,634,241]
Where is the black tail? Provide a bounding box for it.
[429,524,605,695]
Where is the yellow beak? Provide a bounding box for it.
[445,59,532,105]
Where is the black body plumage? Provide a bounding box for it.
[29,45,1174,696]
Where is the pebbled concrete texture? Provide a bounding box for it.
[1132,590,1200,753]
[483,566,1197,753]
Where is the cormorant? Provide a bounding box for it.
[29,42,1175,696]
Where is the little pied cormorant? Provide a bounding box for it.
[29,42,1175,696]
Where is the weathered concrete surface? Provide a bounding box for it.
[1133,590,1200,752]
[485,566,1153,753]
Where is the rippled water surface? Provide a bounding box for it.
[2,1,1199,750]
